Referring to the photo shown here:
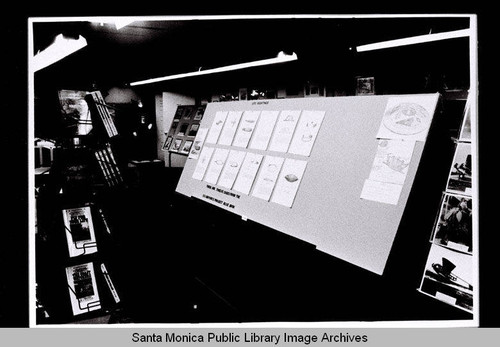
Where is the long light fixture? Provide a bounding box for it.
[356,28,471,52]
[32,33,87,72]
[129,51,298,87]
[113,19,136,30]
[91,18,136,30]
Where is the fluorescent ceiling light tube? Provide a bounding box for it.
[113,19,135,30]
[32,33,87,72]
[356,28,471,52]
[130,51,298,86]
[91,18,135,30]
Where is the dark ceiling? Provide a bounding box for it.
[32,16,471,93]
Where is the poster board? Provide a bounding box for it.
[176,94,440,274]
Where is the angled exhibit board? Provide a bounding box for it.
[176,94,440,274]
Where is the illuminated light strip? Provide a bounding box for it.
[356,28,471,52]
[91,18,135,29]
[113,19,135,29]
[32,33,87,72]
[129,51,298,86]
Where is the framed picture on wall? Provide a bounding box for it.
[356,76,375,95]
[169,120,179,133]
[188,124,199,137]
[239,88,248,101]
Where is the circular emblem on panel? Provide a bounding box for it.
[383,102,430,135]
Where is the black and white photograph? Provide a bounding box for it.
[173,105,184,120]
[180,140,193,154]
[169,119,179,133]
[57,89,92,136]
[20,12,489,337]
[446,142,473,196]
[419,244,473,314]
[61,206,97,258]
[161,136,173,151]
[193,106,206,121]
[176,122,189,137]
[170,138,182,152]
[459,98,472,142]
[432,193,473,254]
[188,123,199,137]
[183,106,194,120]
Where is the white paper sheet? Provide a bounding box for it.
[217,150,247,189]
[376,95,437,142]
[217,110,243,146]
[232,110,260,148]
[204,148,230,184]
[251,155,285,201]
[270,158,308,207]
[368,139,415,185]
[268,110,301,152]
[288,110,325,156]
[192,146,215,180]
[205,111,228,144]
[249,110,280,150]
[446,241,471,253]
[233,152,263,195]
[188,127,209,159]
[360,179,403,205]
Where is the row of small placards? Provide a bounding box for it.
[187,109,325,208]
[193,147,307,208]
[191,109,325,157]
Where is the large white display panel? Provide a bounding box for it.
[176,94,439,274]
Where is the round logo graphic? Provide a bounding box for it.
[383,102,430,135]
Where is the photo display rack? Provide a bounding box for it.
[35,89,123,324]
[418,93,475,315]
[176,94,440,275]
[163,105,206,166]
